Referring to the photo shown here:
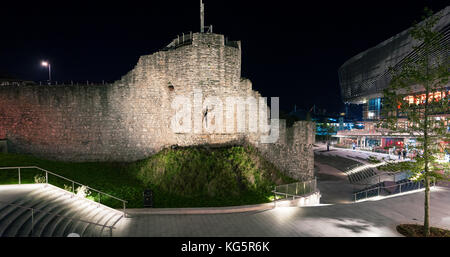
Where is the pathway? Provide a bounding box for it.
[113,187,450,237]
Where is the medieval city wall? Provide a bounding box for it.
[0,32,315,180]
[255,120,315,180]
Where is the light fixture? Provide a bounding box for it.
[41,60,51,84]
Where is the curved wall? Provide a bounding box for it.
[339,6,450,103]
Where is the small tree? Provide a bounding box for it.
[379,7,449,236]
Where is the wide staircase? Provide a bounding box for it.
[0,184,123,237]
[347,167,378,184]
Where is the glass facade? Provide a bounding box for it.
[363,97,382,120]
[338,7,449,104]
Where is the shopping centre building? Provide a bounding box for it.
[335,6,449,157]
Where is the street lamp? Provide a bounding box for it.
[41,61,51,84]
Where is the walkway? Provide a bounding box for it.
[314,143,409,163]
[314,162,354,204]
[113,187,450,237]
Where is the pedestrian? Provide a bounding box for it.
[352,143,356,150]
[402,148,407,159]
[398,149,401,160]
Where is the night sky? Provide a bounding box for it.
[1,0,448,113]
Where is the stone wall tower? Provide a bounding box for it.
[0,3,316,180]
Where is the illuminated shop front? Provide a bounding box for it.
[382,138,404,148]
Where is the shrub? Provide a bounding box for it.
[63,184,73,192]
[34,174,46,184]
[76,185,91,198]
[367,156,381,164]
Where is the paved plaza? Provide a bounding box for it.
[114,187,450,237]
[113,146,450,237]
[1,147,448,237]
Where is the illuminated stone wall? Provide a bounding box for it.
[256,120,316,180]
[0,33,315,180]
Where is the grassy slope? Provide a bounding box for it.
[0,145,295,208]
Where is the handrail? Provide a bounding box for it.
[0,199,116,237]
[273,191,317,198]
[273,178,317,200]
[0,166,127,216]
[353,177,436,201]
[34,166,126,203]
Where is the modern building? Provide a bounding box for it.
[335,6,450,155]
[289,106,363,139]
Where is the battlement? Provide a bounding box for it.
[163,32,240,51]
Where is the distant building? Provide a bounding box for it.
[335,6,450,153]
[289,105,363,138]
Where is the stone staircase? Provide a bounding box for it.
[0,184,123,237]
[347,167,377,184]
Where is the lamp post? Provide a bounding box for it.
[41,61,51,84]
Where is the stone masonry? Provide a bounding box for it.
[0,32,315,180]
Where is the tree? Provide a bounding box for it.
[379,7,449,236]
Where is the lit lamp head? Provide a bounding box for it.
[41,61,49,67]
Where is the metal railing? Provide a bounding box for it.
[0,166,127,216]
[273,178,317,201]
[164,31,193,49]
[352,177,436,202]
[0,199,116,237]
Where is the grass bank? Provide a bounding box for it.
[0,145,295,208]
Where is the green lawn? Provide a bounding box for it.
[0,145,295,209]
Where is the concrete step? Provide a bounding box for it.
[0,187,60,236]
[0,185,48,222]
[32,194,83,237]
[0,184,124,237]
[70,204,106,236]
[57,203,104,237]
[3,187,67,237]
[43,198,93,237]
[17,191,75,237]
[83,211,120,237]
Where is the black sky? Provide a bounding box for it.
[1,0,448,113]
